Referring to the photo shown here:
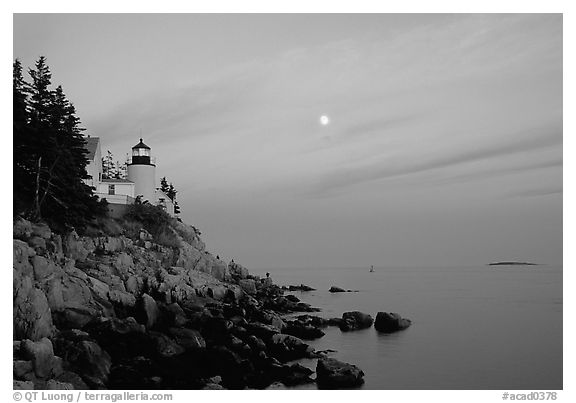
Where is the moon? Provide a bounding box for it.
[320,115,330,126]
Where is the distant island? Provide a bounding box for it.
[488,261,538,266]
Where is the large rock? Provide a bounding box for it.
[339,311,373,331]
[284,320,325,340]
[269,333,313,362]
[228,262,249,279]
[113,252,134,279]
[13,360,34,379]
[14,240,35,277]
[139,294,160,329]
[46,380,74,390]
[239,279,257,295]
[82,317,148,361]
[108,289,137,308]
[20,338,56,379]
[31,222,52,240]
[208,258,228,281]
[374,312,412,333]
[13,380,34,390]
[329,286,346,293]
[316,358,364,389]
[149,332,185,358]
[63,231,90,262]
[31,255,58,282]
[13,270,54,340]
[167,328,206,350]
[245,322,280,341]
[14,217,33,240]
[62,340,111,388]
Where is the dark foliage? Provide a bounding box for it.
[13,57,107,231]
[124,199,179,247]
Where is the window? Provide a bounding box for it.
[132,148,150,157]
[108,184,115,195]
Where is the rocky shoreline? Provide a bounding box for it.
[13,216,411,390]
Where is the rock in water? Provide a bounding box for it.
[329,286,346,293]
[339,311,373,331]
[374,312,412,333]
[316,358,364,389]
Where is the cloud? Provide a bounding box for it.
[510,187,563,198]
[307,124,562,197]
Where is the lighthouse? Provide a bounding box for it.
[127,138,156,203]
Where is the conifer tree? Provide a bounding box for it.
[13,59,33,214]
[167,183,177,202]
[160,177,170,194]
[13,56,106,231]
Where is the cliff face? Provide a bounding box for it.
[12,216,321,390]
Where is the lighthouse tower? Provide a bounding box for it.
[127,138,156,202]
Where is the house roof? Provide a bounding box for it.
[101,178,134,183]
[132,138,151,150]
[85,136,100,161]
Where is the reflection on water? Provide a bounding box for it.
[252,265,562,389]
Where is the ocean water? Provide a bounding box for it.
[251,265,563,390]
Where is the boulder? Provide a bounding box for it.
[13,380,34,390]
[339,311,373,331]
[245,335,267,352]
[149,332,185,358]
[55,371,89,390]
[63,231,90,262]
[228,262,249,279]
[209,258,228,281]
[245,322,280,341]
[316,358,364,389]
[108,289,136,308]
[113,252,134,279]
[14,217,33,240]
[238,279,257,295]
[63,340,112,388]
[284,321,325,340]
[46,380,74,390]
[265,381,287,389]
[287,284,316,292]
[329,286,346,293]
[13,360,34,379]
[31,255,58,282]
[203,383,225,390]
[27,236,46,252]
[269,334,312,362]
[162,303,188,327]
[13,270,54,340]
[20,338,56,379]
[14,240,35,278]
[82,317,148,361]
[285,294,300,303]
[282,363,314,386]
[167,328,206,350]
[31,222,52,239]
[139,294,160,329]
[374,312,412,333]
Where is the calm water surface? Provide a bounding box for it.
[251,265,562,390]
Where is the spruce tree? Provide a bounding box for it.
[160,177,170,194]
[13,59,33,214]
[167,183,177,202]
[14,56,106,231]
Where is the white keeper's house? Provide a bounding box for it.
[84,137,176,217]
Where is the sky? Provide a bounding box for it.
[13,13,562,269]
